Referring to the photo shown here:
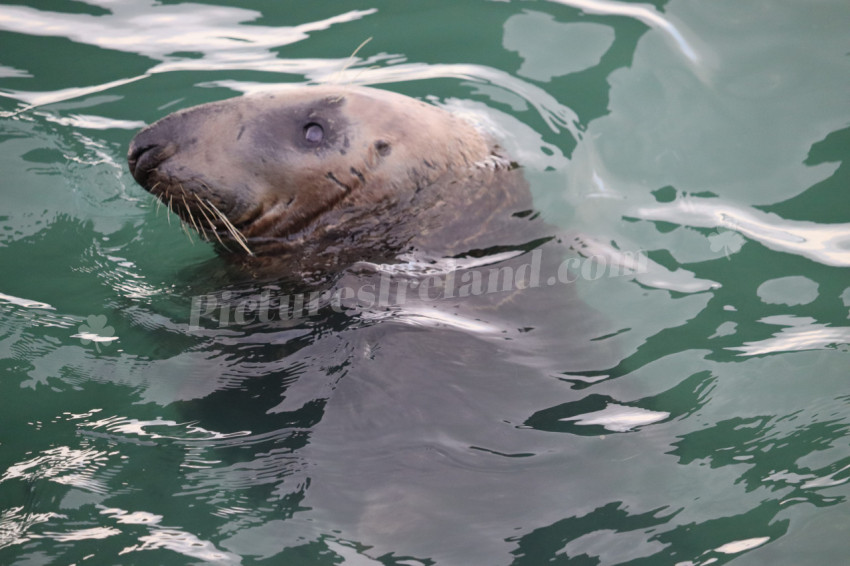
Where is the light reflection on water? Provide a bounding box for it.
[636,197,850,267]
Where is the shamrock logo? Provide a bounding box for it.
[708,229,745,260]
[74,314,118,352]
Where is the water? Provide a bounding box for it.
[2,1,849,564]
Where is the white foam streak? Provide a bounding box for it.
[576,236,719,293]
[70,332,120,344]
[636,200,850,267]
[730,316,850,356]
[801,462,850,489]
[0,3,375,109]
[99,507,240,563]
[0,75,150,110]
[0,4,375,60]
[560,403,669,432]
[549,0,702,64]
[715,537,770,554]
[39,527,121,542]
[84,415,250,442]
[354,250,524,278]
[41,112,147,131]
[0,292,54,310]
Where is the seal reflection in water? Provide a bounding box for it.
[127,85,543,280]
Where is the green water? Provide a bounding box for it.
[1,1,849,565]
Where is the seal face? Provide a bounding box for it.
[128,85,531,277]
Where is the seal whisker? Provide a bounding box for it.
[206,199,254,256]
[194,194,216,218]
[196,197,228,239]
[194,196,219,235]
[149,182,163,216]
[349,64,380,87]
[194,194,233,252]
[195,179,253,236]
[217,207,248,244]
[167,187,194,244]
[167,195,174,226]
[180,192,197,232]
[183,224,195,243]
[182,194,206,241]
[208,221,232,251]
[180,217,195,244]
[330,37,372,88]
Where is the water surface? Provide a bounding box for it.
[1,1,850,564]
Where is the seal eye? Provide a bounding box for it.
[374,139,392,157]
[304,122,324,145]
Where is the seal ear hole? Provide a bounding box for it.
[374,140,391,157]
[304,122,324,145]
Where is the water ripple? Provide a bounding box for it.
[0,3,376,108]
[0,507,64,550]
[0,3,375,64]
[0,446,111,494]
[100,506,241,564]
[81,414,250,443]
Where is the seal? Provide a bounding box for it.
[127,85,539,280]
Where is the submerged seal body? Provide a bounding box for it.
[127,85,537,279]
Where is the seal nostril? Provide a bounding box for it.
[127,144,159,185]
[127,142,177,187]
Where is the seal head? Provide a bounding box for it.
[128,85,530,277]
